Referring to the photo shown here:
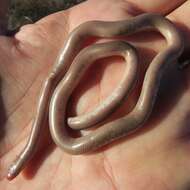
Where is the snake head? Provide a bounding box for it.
[7,156,23,180]
[7,163,18,180]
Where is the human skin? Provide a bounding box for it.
[0,0,190,189]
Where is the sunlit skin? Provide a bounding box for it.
[0,0,190,189]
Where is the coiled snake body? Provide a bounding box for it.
[7,13,184,180]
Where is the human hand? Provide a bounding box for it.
[0,0,190,189]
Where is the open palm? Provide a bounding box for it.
[0,0,190,189]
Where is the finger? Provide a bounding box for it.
[68,0,187,30]
[167,1,190,83]
[126,0,187,15]
[167,0,190,46]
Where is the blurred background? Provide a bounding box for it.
[8,0,85,30]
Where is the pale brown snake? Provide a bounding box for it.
[6,13,184,180]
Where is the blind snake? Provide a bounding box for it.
[6,13,184,180]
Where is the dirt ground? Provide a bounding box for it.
[9,0,85,30]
